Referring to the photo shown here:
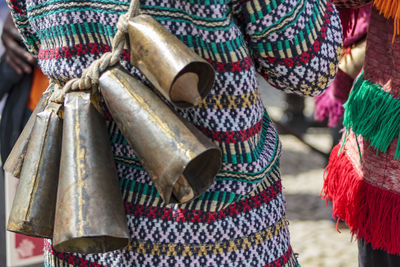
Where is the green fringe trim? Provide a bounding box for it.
[343,72,400,159]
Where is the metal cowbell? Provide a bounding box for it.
[128,15,215,108]
[3,88,52,177]
[99,67,222,204]
[7,102,62,238]
[52,92,129,254]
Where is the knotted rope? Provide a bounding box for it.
[50,0,140,103]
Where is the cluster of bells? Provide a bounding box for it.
[4,15,222,254]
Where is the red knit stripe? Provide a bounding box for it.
[264,246,294,267]
[206,56,253,73]
[44,240,106,267]
[322,144,400,256]
[197,117,263,143]
[263,1,333,67]
[37,44,130,61]
[9,1,24,14]
[37,44,253,73]
[125,179,282,223]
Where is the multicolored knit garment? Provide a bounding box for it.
[322,4,400,256]
[314,4,370,127]
[8,0,341,266]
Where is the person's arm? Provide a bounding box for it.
[1,13,35,75]
[231,0,343,96]
[6,0,39,56]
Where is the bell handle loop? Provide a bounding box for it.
[49,0,141,104]
[128,0,141,18]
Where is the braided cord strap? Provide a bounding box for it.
[50,0,140,103]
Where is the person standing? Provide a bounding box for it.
[322,1,400,266]
[7,0,341,266]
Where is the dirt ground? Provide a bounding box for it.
[259,76,359,267]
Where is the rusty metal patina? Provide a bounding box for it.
[52,92,129,253]
[7,102,62,238]
[99,67,222,204]
[128,15,215,108]
[3,88,52,178]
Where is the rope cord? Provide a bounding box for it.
[50,0,140,103]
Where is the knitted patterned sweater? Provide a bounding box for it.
[8,0,341,266]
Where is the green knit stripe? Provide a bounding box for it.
[26,0,129,11]
[113,123,280,181]
[255,0,325,59]
[117,157,281,208]
[36,22,246,55]
[251,0,306,37]
[27,0,230,10]
[113,129,279,182]
[141,5,227,22]
[247,0,286,23]
[11,15,40,55]
[144,15,233,31]
[215,155,280,183]
[114,138,279,182]
[110,112,277,169]
[118,173,247,203]
[36,23,117,41]
[218,113,274,165]
[343,73,400,159]
[184,0,229,5]
[34,16,246,63]
[30,7,128,21]
[28,2,230,30]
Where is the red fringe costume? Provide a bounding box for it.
[322,2,400,257]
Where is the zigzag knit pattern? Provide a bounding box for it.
[8,0,341,266]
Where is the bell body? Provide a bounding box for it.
[338,39,366,79]
[7,102,62,238]
[99,67,221,204]
[3,89,52,177]
[52,92,129,253]
[128,15,215,108]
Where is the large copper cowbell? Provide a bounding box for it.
[3,88,52,177]
[52,92,129,253]
[128,15,215,108]
[99,67,222,204]
[7,102,62,238]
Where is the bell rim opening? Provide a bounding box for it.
[53,235,129,254]
[7,223,54,239]
[182,147,222,198]
[170,61,215,108]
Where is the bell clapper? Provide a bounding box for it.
[170,72,202,105]
[172,174,195,203]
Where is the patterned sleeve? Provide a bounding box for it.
[6,0,39,56]
[231,0,343,96]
